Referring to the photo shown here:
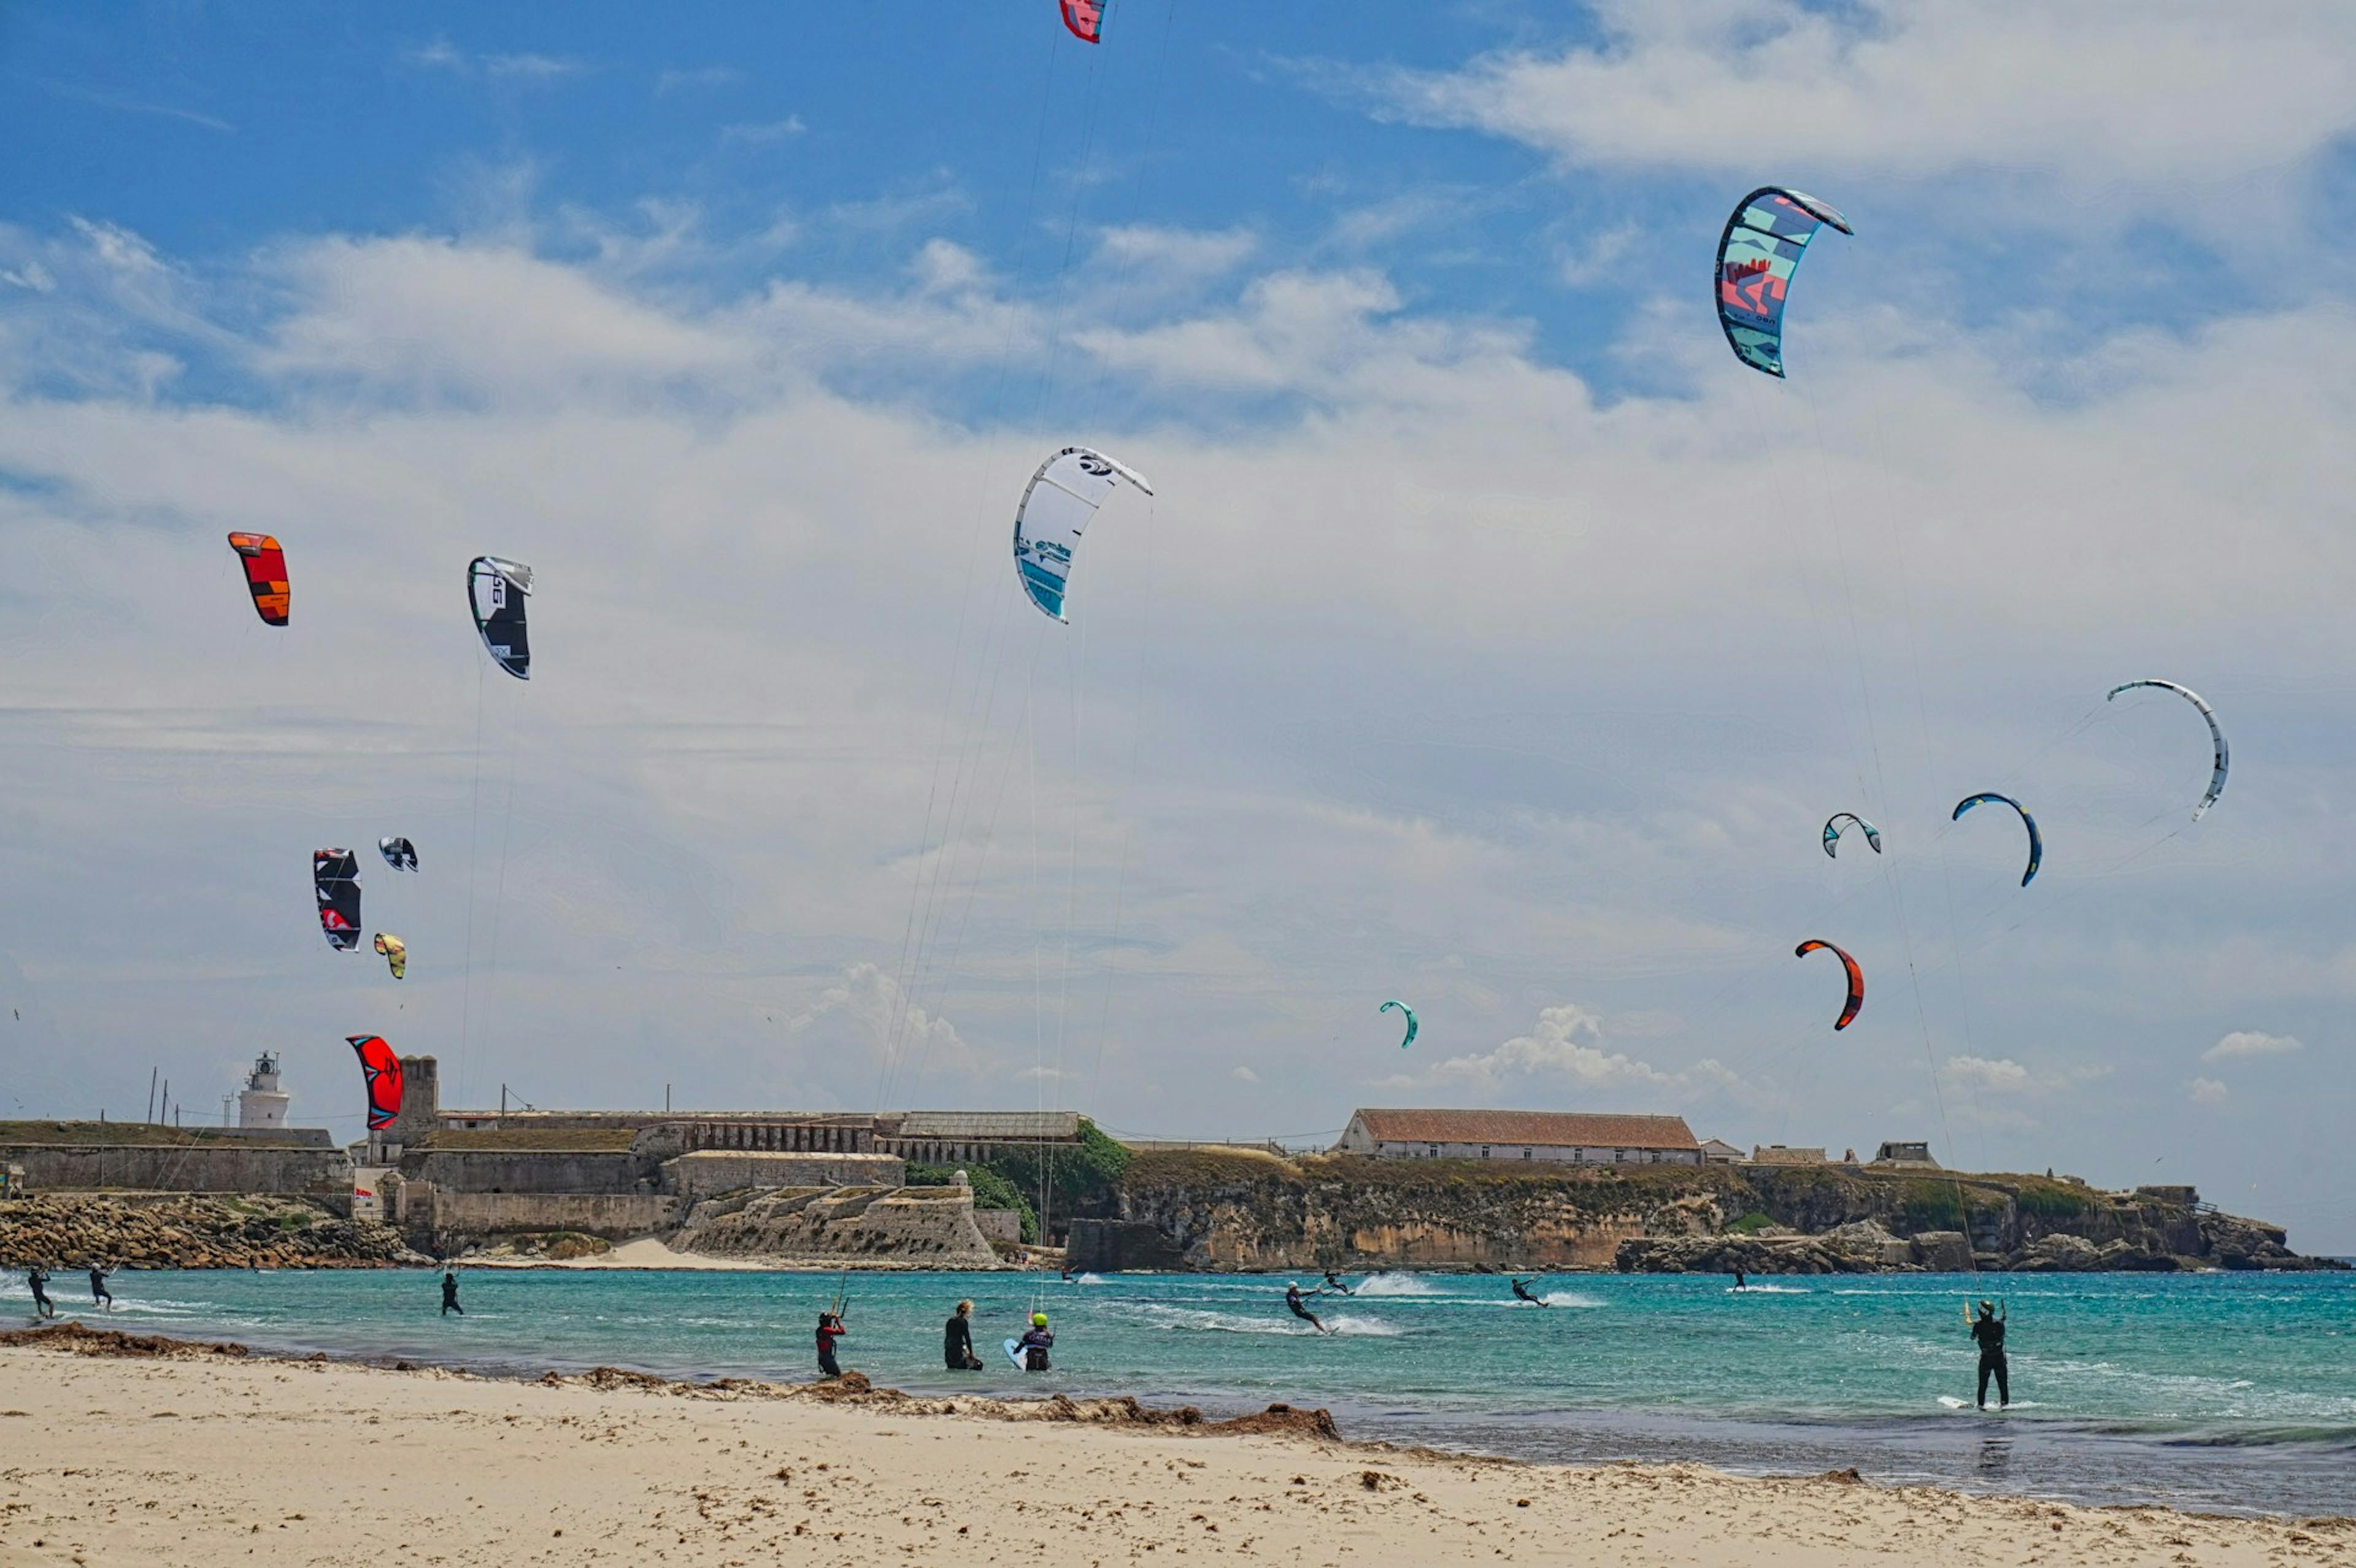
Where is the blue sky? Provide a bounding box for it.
[3,2,2355,1249]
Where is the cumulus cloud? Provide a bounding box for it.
[1382,1004,1733,1098]
[1232,1066,1260,1084]
[782,964,976,1079]
[2187,1077,2230,1105]
[2203,1030,2303,1063]
[1365,1,2356,193]
[1945,1055,2032,1093]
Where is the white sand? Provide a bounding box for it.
[0,1335,2344,1566]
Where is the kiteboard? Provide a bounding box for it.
[1003,1337,1029,1371]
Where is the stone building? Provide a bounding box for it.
[1332,1109,1703,1166]
[1869,1140,1941,1170]
[1749,1145,1828,1166]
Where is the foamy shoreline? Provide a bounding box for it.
[0,1324,2345,1566]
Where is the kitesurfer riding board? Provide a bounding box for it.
[1285,1282,1333,1335]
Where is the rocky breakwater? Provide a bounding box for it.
[671,1185,1004,1268]
[0,1195,423,1270]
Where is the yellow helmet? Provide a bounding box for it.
[1031,1312,1049,1328]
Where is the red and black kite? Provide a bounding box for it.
[315,849,362,951]
[347,1035,404,1131]
[225,532,290,626]
[1060,0,1103,43]
[1794,939,1864,1031]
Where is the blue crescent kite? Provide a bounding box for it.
[1379,999,1417,1050]
[1952,793,2042,886]
[1716,187,1852,378]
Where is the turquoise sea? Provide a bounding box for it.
[18,1266,2354,1517]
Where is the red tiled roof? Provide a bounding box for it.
[1352,1109,1699,1151]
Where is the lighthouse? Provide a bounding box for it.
[237,1051,291,1130]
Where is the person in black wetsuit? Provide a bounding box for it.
[1733,1267,1747,1291]
[88,1265,113,1310]
[27,1266,54,1320]
[439,1270,463,1316]
[944,1299,982,1370]
[1016,1313,1053,1371]
[1284,1282,1328,1335]
[1510,1277,1546,1307]
[1969,1298,2009,1409]
[1321,1270,1352,1296]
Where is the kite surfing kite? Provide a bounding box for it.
[1715,186,1852,378]
[225,532,289,626]
[1060,0,1103,42]
[2106,679,2228,820]
[314,850,362,951]
[1822,812,1882,859]
[1012,447,1153,622]
[1952,793,2042,886]
[374,932,407,980]
[468,556,533,679]
[1793,939,1863,1031]
[378,837,418,872]
[1380,999,1418,1050]
[348,1035,404,1131]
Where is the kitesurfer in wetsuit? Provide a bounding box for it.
[440,1270,463,1316]
[1733,1267,1747,1291]
[1017,1313,1053,1372]
[88,1265,113,1310]
[1510,1277,1546,1307]
[1969,1299,2009,1409]
[1321,1270,1352,1296]
[1285,1282,1328,1335]
[816,1311,847,1378]
[944,1300,982,1370]
[26,1266,53,1320]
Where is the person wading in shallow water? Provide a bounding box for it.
[88,1265,113,1311]
[440,1270,463,1316]
[816,1311,847,1378]
[26,1266,54,1320]
[944,1300,982,1370]
[1968,1298,2009,1409]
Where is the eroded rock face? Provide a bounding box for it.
[0,1196,422,1270]
[670,1185,1004,1268]
[1106,1152,2345,1275]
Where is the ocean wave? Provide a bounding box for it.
[1125,1303,1402,1339]
[1350,1273,1442,1297]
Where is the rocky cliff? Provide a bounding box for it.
[671,1185,1004,1269]
[1071,1151,2339,1274]
[0,1196,423,1270]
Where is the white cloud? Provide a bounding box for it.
[1368,1,2356,191]
[722,117,807,146]
[1091,225,1260,286]
[1384,1004,1733,1097]
[402,37,583,82]
[1945,1055,2031,1094]
[1231,1066,1260,1084]
[2188,1077,2230,1106]
[483,53,582,80]
[783,963,976,1079]
[2203,1030,2303,1063]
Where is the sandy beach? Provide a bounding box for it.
[0,1329,2343,1567]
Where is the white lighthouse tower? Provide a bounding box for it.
[237,1051,291,1130]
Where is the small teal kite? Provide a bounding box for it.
[1380,999,1417,1050]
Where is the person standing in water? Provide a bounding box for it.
[26,1265,54,1320]
[88,1264,113,1311]
[1510,1277,1547,1307]
[1321,1270,1353,1296]
[1016,1312,1053,1372]
[439,1270,463,1316]
[1733,1267,1747,1291]
[816,1311,847,1378]
[944,1300,982,1370]
[1284,1282,1330,1335]
[1968,1299,2009,1409]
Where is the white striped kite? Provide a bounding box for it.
[1013,447,1152,623]
[1822,812,1882,859]
[2106,680,2227,821]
